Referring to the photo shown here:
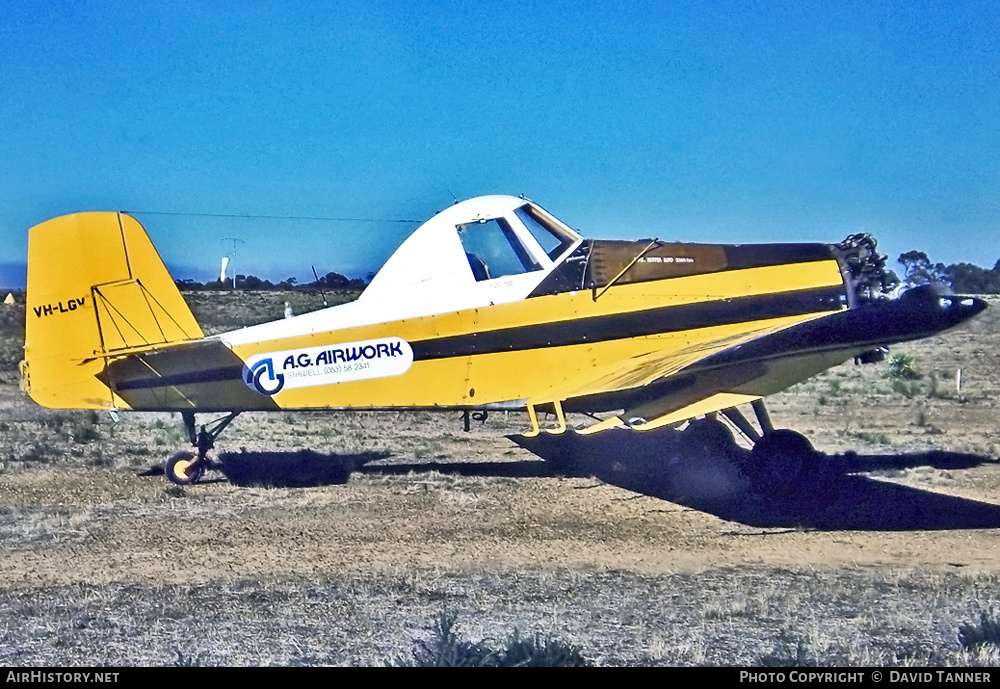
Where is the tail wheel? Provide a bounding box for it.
[165,450,204,486]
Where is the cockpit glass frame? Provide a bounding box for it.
[514,205,578,261]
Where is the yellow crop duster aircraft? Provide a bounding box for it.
[22,195,986,486]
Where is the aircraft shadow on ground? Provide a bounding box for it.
[142,431,1000,530]
[214,449,391,487]
[142,449,544,488]
[355,460,557,479]
[509,428,1000,531]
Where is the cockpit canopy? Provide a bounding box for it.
[360,195,581,310]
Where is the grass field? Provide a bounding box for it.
[2,290,1000,666]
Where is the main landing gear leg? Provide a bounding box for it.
[164,411,240,486]
[721,407,761,444]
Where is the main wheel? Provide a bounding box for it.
[165,450,204,486]
[683,417,736,454]
[751,429,816,491]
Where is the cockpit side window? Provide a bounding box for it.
[514,205,577,261]
[457,217,541,282]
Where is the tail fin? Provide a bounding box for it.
[25,212,203,409]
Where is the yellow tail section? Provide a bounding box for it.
[25,212,204,409]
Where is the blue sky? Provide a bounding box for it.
[2,1,998,288]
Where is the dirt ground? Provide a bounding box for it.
[1,292,1000,665]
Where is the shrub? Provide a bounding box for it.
[396,614,592,667]
[759,639,813,667]
[22,441,60,464]
[72,423,101,443]
[890,379,917,398]
[397,614,495,667]
[887,352,920,380]
[499,630,591,667]
[959,612,1000,651]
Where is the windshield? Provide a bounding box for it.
[514,205,578,260]
[457,217,541,281]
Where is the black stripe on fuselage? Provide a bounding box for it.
[410,285,846,361]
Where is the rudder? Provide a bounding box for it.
[24,212,204,409]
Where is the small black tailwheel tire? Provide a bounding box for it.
[165,450,204,486]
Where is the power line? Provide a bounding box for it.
[122,209,423,223]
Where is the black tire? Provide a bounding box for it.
[165,450,204,486]
[683,417,736,455]
[751,429,816,491]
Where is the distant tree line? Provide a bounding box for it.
[175,271,370,292]
[174,252,1000,295]
[897,251,1000,294]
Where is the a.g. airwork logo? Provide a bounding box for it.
[243,336,414,397]
[245,358,285,395]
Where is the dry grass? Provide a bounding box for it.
[1,568,999,666]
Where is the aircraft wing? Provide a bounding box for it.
[565,288,987,433]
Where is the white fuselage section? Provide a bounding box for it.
[220,195,582,347]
